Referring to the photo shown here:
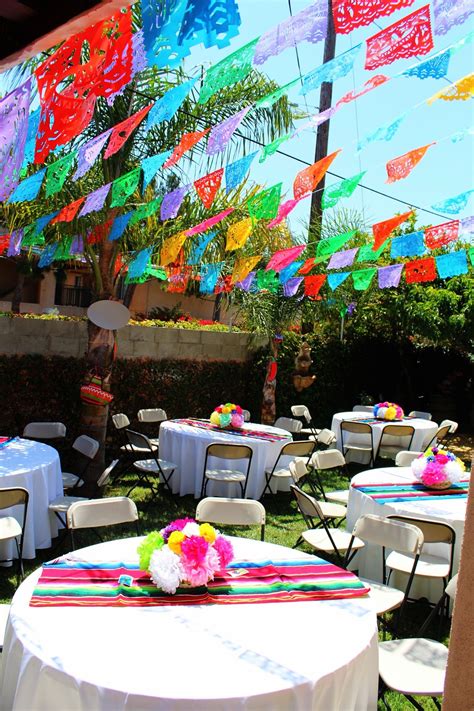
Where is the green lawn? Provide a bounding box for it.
[0,462,452,710]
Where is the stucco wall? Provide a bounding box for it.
[0,317,264,361]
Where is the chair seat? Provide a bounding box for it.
[62,472,83,489]
[302,528,364,554]
[49,495,88,513]
[264,467,291,479]
[379,638,448,696]
[387,551,451,579]
[378,446,404,458]
[301,427,320,436]
[344,444,373,452]
[318,501,347,519]
[0,517,22,541]
[359,578,405,615]
[325,490,350,505]
[134,459,176,475]
[205,469,246,483]
[120,440,159,453]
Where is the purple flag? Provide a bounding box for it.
[283,276,303,296]
[79,183,111,217]
[254,1,327,65]
[0,79,31,200]
[433,0,473,35]
[160,185,191,220]
[378,264,404,288]
[460,215,474,236]
[7,229,23,256]
[207,108,250,155]
[327,247,358,269]
[70,236,84,255]
[236,271,256,291]
[73,130,112,181]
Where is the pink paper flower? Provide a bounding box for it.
[214,535,234,568]
[181,545,220,586]
[181,535,209,564]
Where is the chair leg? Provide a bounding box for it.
[405,694,425,710]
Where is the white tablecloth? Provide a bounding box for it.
[159,421,293,499]
[346,466,467,603]
[331,412,438,464]
[0,536,378,711]
[0,438,63,559]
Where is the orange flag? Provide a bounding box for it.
[293,150,341,200]
[372,211,413,251]
[164,128,210,169]
[50,197,86,224]
[160,232,188,266]
[194,168,224,209]
[386,144,435,184]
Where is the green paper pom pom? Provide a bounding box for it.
[137,531,164,571]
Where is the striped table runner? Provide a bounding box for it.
[0,437,15,450]
[352,480,470,504]
[30,558,368,607]
[175,419,291,442]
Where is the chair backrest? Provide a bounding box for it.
[206,443,252,460]
[0,487,29,512]
[408,410,432,420]
[290,484,324,521]
[440,419,458,434]
[316,429,337,446]
[23,422,66,439]
[196,497,265,529]
[72,435,100,460]
[289,459,308,483]
[112,413,130,430]
[352,514,424,555]
[381,424,415,438]
[242,410,251,422]
[341,421,372,434]
[126,429,154,453]
[395,450,423,467]
[352,405,373,413]
[387,514,456,545]
[67,497,138,530]
[97,459,119,488]
[291,405,311,424]
[429,424,452,448]
[274,417,303,433]
[278,440,315,459]
[137,408,167,423]
[312,448,346,470]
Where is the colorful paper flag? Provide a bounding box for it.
[194,169,224,209]
[7,168,46,203]
[50,197,86,224]
[164,128,210,169]
[109,212,133,241]
[248,184,282,220]
[199,38,260,104]
[316,230,356,258]
[160,232,188,266]
[73,130,112,181]
[301,45,362,95]
[146,79,197,130]
[160,185,191,220]
[352,268,377,290]
[322,172,366,209]
[427,73,474,104]
[283,277,304,296]
[327,248,358,269]
[293,151,340,200]
[226,218,253,251]
[333,0,415,34]
[231,255,261,284]
[403,48,451,80]
[187,232,216,265]
[327,272,350,290]
[432,190,473,215]
[142,151,172,191]
[79,183,111,217]
[186,208,235,236]
[0,79,31,200]
[267,198,302,228]
[110,168,142,208]
[128,247,153,278]
[386,144,435,183]
[378,263,404,288]
[405,257,437,283]
[433,0,474,36]
[390,231,425,258]
[104,105,152,160]
[365,5,433,71]
[45,153,77,198]
[207,108,251,155]
[425,220,460,249]
[357,241,388,262]
[256,269,280,293]
[225,152,258,193]
[266,245,306,272]
[200,263,223,294]
[279,261,303,283]
[436,251,468,278]
[304,274,326,299]
[372,211,413,250]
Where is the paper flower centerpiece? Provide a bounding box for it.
[411,447,465,489]
[210,403,244,429]
[373,401,404,421]
[137,518,234,594]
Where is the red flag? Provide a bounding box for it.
[365,5,433,70]
[333,0,415,35]
[298,258,316,275]
[405,257,436,283]
[293,151,341,200]
[304,274,326,299]
[336,75,389,107]
[386,144,435,184]
[50,197,85,224]
[87,219,114,244]
[425,221,459,249]
[194,169,224,209]
[104,105,152,160]
[372,211,413,251]
[164,129,210,169]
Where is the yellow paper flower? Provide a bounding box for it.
[210,411,221,425]
[199,523,217,543]
[385,407,396,420]
[222,407,230,414]
[168,530,185,554]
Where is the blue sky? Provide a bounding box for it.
[187,0,474,238]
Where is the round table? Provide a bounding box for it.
[0,536,378,711]
[159,420,293,499]
[0,438,63,559]
[346,466,468,603]
[331,412,438,465]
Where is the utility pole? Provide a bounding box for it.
[309,0,336,251]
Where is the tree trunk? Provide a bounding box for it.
[261,338,281,425]
[11,272,25,314]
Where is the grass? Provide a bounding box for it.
[2,437,470,710]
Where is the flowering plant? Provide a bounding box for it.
[137,518,234,594]
[373,402,404,421]
[210,403,244,429]
[411,447,465,489]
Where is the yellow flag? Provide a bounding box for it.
[160,232,187,266]
[427,73,474,104]
[231,255,261,284]
[226,218,253,251]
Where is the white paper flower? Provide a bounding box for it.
[445,460,463,483]
[149,547,184,594]
[182,522,201,537]
[411,457,425,479]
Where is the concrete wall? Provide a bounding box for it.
[0,317,264,361]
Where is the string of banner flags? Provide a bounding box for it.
[0,0,473,300]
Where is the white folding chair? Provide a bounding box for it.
[376,424,415,462]
[62,435,100,490]
[196,497,266,540]
[340,421,375,467]
[66,497,139,550]
[395,451,423,467]
[408,410,432,420]
[309,449,350,505]
[439,419,458,434]
[137,408,168,424]
[314,428,337,447]
[274,417,303,434]
[425,424,452,450]
[352,405,373,413]
[0,487,29,583]
[201,443,253,499]
[126,430,176,499]
[242,410,251,422]
[23,422,66,439]
[289,462,347,524]
[290,405,320,439]
[261,440,316,498]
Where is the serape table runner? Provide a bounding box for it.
[0,437,15,450]
[354,417,416,425]
[352,480,470,504]
[175,419,291,442]
[30,558,368,607]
